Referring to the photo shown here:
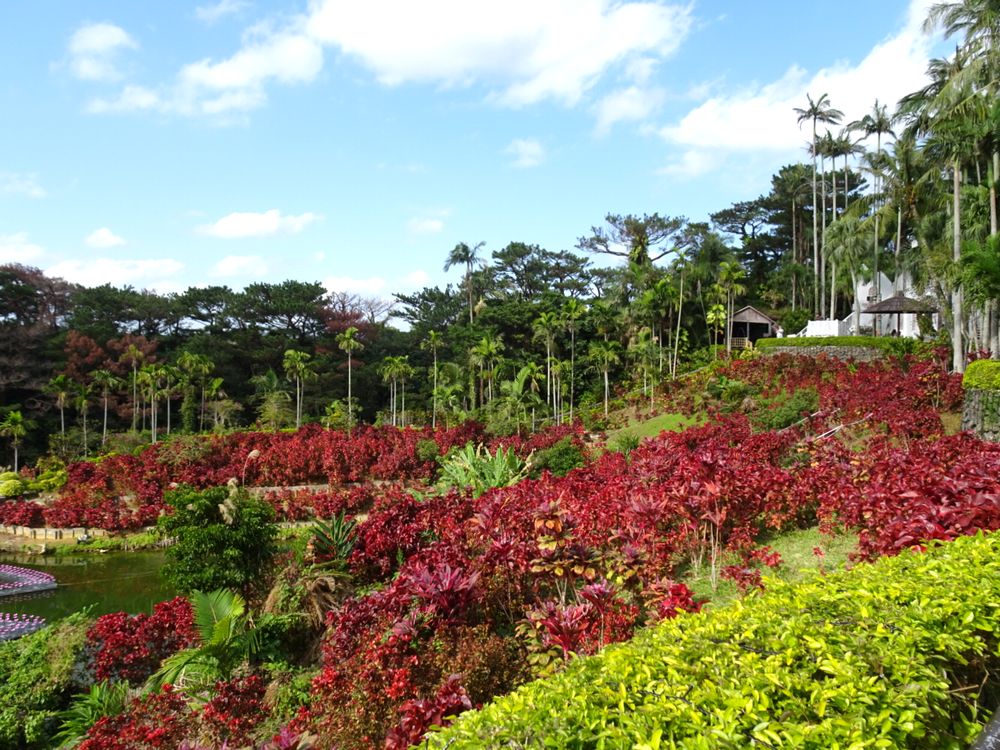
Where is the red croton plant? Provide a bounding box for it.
[77,351,1000,749]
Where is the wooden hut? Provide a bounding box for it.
[730,306,778,349]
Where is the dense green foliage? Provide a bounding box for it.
[0,612,90,749]
[527,436,586,478]
[423,531,1000,749]
[756,335,907,351]
[963,359,1000,390]
[158,485,278,594]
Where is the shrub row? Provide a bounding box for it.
[963,359,1000,390]
[423,530,1000,749]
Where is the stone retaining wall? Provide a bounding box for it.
[0,525,109,540]
[759,345,884,361]
[962,388,1000,442]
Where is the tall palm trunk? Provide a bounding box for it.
[820,150,828,316]
[102,393,109,446]
[952,159,964,373]
[672,271,684,377]
[812,121,819,316]
[829,165,838,320]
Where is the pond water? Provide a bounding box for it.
[0,552,176,621]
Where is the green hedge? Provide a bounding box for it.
[963,359,1000,390]
[421,532,1000,749]
[0,613,90,749]
[756,335,913,352]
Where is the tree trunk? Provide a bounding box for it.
[851,270,862,335]
[953,160,965,373]
[603,369,609,418]
[102,395,108,446]
[673,272,684,378]
[820,152,827,316]
[432,352,438,429]
[812,122,819,316]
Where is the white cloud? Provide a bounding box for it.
[85,227,126,248]
[0,172,46,198]
[407,217,445,235]
[324,269,429,295]
[324,275,387,295]
[505,138,545,168]
[67,22,138,81]
[87,0,692,121]
[0,232,45,264]
[198,209,321,238]
[46,257,183,288]
[402,269,429,288]
[594,85,665,135]
[308,0,692,106]
[89,22,322,117]
[195,0,249,24]
[658,0,936,177]
[209,254,269,277]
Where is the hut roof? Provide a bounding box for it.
[732,305,777,326]
[862,293,938,314]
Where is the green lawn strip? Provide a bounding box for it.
[683,527,857,609]
[607,412,699,445]
[422,531,1000,749]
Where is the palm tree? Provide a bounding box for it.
[562,298,586,421]
[420,331,444,428]
[496,365,545,436]
[795,92,844,316]
[250,369,292,431]
[0,411,27,472]
[532,311,561,414]
[444,241,486,325]
[589,339,622,418]
[74,383,91,455]
[336,327,364,433]
[825,215,873,335]
[899,49,974,370]
[850,100,896,307]
[44,374,72,440]
[149,589,283,693]
[90,369,120,447]
[283,349,316,429]
[177,351,214,433]
[718,261,747,352]
[379,355,406,426]
[119,344,146,432]
[470,334,505,406]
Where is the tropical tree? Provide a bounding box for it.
[718,261,747,352]
[420,330,443,428]
[470,334,505,406]
[283,349,316,429]
[562,298,586,421]
[850,99,896,306]
[74,382,91,455]
[89,369,120,446]
[825,215,874,334]
[532,311,561,414]
[177,351,214,433]
[149,589,285,693]
[0,411,27,472]
[795,92,844,315]
[44,374,72,440]
[495,364,545,435]
[589,339,622,418]
[336,326,364,432]
[444,241,486,325]
[119,344,146,432]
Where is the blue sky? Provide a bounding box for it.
[0,0,942,299]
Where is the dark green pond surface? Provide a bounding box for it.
[0,552,176,621]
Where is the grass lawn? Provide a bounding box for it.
[682,526,858,610]
[606,411,698,447]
